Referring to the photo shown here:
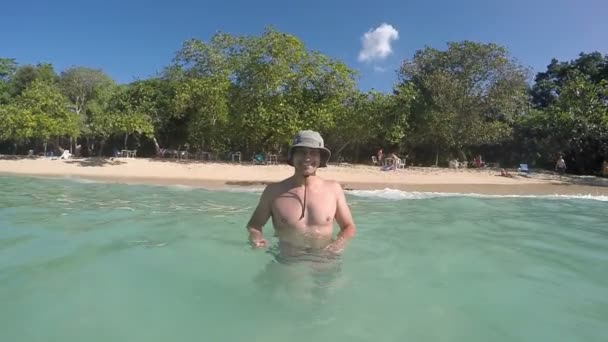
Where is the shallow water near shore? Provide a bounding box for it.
[1,175,607,342]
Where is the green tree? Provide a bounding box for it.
[0,58,17,81]
[0,102,36,145]
[398,41,529,164]
[326,84,415,162]
[549,72,608,172]
[58,67,115,154]
[513,74,608,173]
[59,67,115,119]
[173,76,229,152]
[531,52,608,108]
[520,53,608,173]
[0,58,18,104]
[107,85,154,151]
[86,83,119,155]
[171,27,357,155]
[123,78,179,155]
[8,63,57,97]
[0,79,79,153]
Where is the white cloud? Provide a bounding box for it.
[358,23,399,62]
[373,66,387,73]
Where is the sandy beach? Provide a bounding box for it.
[1,156,607,196]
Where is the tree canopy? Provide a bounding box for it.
[1,29,606,174]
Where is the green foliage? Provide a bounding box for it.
[531,52,608,108]
[107,85,155,138]
[86,83,119,138]
[127,78,177,131]
[326,85,414,158]
[0,58,18,104]
[398,41,529,162]
[173,76,228,150]
[59,67,115,114]
[516,53,608,172]
[0,103,35,142]
[0,79,78,142]
[8,63,57,97]
[171,27,357,153]
[0,58,17,81]
[0,32,606,174]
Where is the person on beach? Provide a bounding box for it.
[500,168,514,178]
[555,155,566,175]
[376,148,384,163]
[246,130,356,263]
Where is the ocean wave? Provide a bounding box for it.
[66,177,102,184]
[222,187,265,193]
[346,188,608,202]
[26,175,607,202]
[166,184,198,191]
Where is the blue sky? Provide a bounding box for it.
[2,0,607,92]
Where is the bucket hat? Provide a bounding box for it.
[287,130,331,167]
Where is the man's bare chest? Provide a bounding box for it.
[271,189,336,227]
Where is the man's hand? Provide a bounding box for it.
[246,185,274,249]
[324,238,346,255]
[331,181,356,253]
[250,236,268,248]
[247,228,268,249]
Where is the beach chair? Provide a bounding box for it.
[252,153,266,165]
[517,164,529,175]
[59,150,71,160]
[371,156,378,166]
[266,154,278,165]
[397,157,406,169]
[231,152,241,163]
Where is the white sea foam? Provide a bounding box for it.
[67,177,102,184]
[347,188,608,202]
[55,176,266,194]
[39,175,608,202]
[222,187,265,193]
[167,184,198,191]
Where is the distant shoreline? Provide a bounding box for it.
[1,156,607,196]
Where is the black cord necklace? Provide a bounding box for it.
[300,175,309,220]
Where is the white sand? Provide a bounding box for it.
[1,156,607,195]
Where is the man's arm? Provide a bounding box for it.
[246,185,274,248]
[326,182,356,254]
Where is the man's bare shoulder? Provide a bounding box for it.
[260,179,293,198]
[320,179,344,193]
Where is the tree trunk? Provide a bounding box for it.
[55,137,65,154]
[99,139,106,157]
[334,139,352,161]
[435,145,439,166]
[70,137,73,154]
[152,136,161,157]
[86,137,93,157]
[124,133,128,150]
[574,149,584,175]
[44,142,48,155]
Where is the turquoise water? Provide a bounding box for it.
[1,175,607,342]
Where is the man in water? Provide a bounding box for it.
[246,130,356,262]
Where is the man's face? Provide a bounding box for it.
[292,147,321,175]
